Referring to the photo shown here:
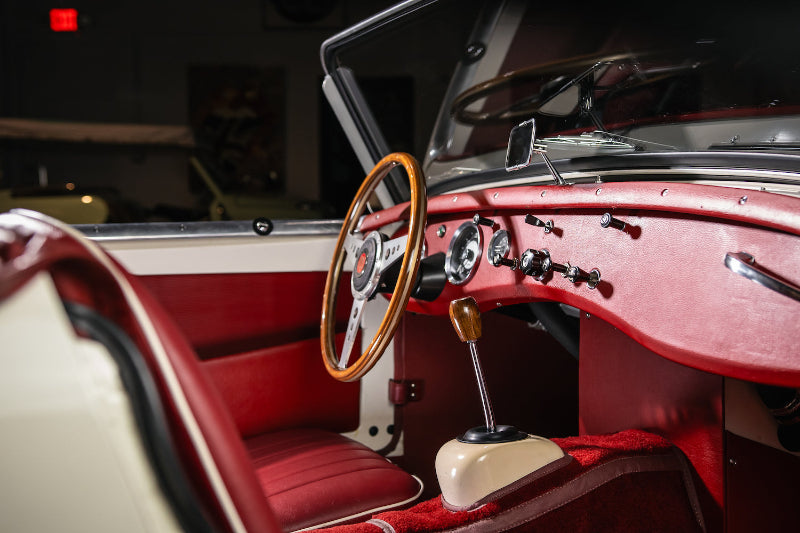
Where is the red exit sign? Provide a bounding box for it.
[50,8,78,32]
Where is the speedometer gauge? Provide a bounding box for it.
[445,221,482,285]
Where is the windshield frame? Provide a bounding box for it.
[320,0,442,207]
[321,0,800,198]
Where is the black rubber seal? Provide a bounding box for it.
[64,302,216,533]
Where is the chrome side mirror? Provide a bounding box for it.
[505,118,536,171]
[505,118,565,185]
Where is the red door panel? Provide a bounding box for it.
[138,271,359,435]
[139,272,350,359]
[202,335,359,438]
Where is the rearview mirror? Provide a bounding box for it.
[505,118,536,171]
[505,118,565,185]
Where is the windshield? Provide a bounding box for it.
[325,0,800,186]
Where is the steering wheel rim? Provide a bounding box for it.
[321,152,426,382]
[450,50,696,125]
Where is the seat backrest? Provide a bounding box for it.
[0,210,282,533]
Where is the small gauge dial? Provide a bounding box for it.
[445,222,482,284]
[487,229,510,266]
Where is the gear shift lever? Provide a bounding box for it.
[449,297,526,443]
[435,296,568,509]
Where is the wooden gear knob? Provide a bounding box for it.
[449,297,482,342]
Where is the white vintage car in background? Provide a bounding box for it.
[3,1,800,531]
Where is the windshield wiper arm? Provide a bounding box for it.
[710,142,800,151]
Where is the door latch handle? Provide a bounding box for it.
[724,251,800,302]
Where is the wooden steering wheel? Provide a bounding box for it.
[321,153,427,382]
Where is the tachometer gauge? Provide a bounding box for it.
[487,229,510,266]
[445,221,482,285]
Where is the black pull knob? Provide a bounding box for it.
[550,260,569,275]
[600,212,626,231]
[562,263,601,289]
[473,214,495,228]
[524,214,553,233]
[490,254,519,270]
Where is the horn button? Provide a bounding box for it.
[351,231,384,295]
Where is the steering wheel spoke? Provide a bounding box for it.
[338,296,366,370]
[377,234,408,275]
[344,232,364,259]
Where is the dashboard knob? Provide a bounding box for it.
[550,260,569,275]
[563,263,601,289]
[524,214,553,233]
[490,254,519,270]
[600,212,626,230]
[519,248,552,279]
[472,214,496,228]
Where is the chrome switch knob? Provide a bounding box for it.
[519,248,552,279]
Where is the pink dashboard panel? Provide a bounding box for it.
[363,182,800,387]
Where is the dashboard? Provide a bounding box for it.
[358,180,800,388]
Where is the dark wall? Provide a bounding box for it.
[0,0,395,218]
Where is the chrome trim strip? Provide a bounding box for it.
[75,219,344,242]
[445,167,800,194]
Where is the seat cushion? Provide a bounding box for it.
[246,428,422,531]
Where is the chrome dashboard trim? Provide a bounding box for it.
[428,152,800,195]
[441,167,800,195]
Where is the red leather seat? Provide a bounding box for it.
[0,210,422,532]
[247,429,421,531]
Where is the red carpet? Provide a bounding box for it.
[318,429,705,532]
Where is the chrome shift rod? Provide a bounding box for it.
[467,340,496,433]
[449,296,496,433]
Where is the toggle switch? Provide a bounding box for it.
[524,214,554,233]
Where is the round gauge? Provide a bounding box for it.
[487,229,510,267]
[445,222,483,285]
